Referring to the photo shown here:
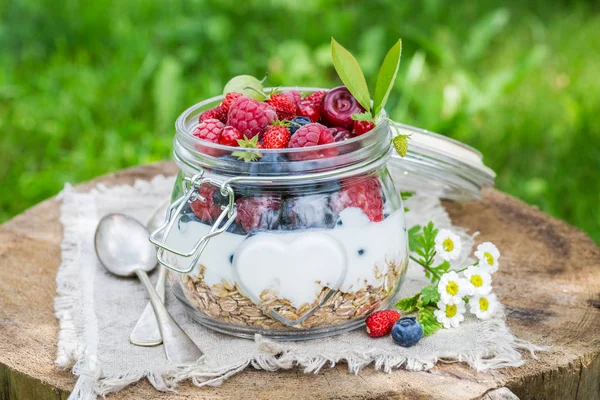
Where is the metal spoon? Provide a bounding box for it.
[130,200,170,346]
[94,213,203,364]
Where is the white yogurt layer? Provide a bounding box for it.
[165,207,406,308]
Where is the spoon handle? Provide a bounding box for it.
[129,266,167,346]
[134,269,204,364]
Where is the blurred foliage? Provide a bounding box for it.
[0,0,599,243]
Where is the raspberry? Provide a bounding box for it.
[330,176,384,222]
[303,90,327,108]
[353,120,375,135]
[227,96,277,139]
[190,184,225,223]
[192,119,225,143]
[288,123,333,148]
[262,125,291,149]
[365,310,401,338]
[199,107,226,123]
[219,92,243,113]
[296,100,320,122]
[235,196,282,233]
[219,126,243,147]
[281,90,301,106]
[266,93,297,120]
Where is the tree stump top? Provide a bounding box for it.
[1,162,599,399]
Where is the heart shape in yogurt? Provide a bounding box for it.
[233,232,348,326]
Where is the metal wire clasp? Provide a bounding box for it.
[149,172,237,274]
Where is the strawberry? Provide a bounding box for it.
[219,92,243,114]
[266,93,297,120]
[262,125,291,149]
[330,176,384,222]
[199,107,226,123]
[365,310,401,338]
[219,126,243,147]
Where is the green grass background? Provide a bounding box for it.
[1,0,599,243]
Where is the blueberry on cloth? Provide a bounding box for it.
[289,116,311,134]
[391,317,424,347]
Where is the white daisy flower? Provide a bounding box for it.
[463,265,492,296]
[437,271,472,304]
[435,229,462,261]
[469,293,500,320]
[474,242,500,273]
[434,299,466,328]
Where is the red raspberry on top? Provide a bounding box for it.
[219,92,243,114]
[288,123,333,148]
[227,96,277,139]
[190,184,223,223]
[192,118,225,143]
[303,90,327,108]
[199,107,226,123]
[266,93,297,120]
[365,310,401,338]
[262,125,291,149]
[281,90,301,106]
[287,122,336,160]
[235,196,282,233]
[330,176,384,222]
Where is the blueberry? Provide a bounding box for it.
[219,154,239,162]
[391,317,424,347]
[289,116,311,134]
[357,248,365,256]
[249,153,288,176]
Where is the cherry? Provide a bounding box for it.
[320,86,365,129]
[297,100,320,122]
[329,126,354,142]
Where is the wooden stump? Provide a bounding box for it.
[0,162,599,400]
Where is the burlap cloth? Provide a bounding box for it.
[55,175,541,400]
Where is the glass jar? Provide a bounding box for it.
[150,88,408,340]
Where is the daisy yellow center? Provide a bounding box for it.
[443,238,454,252]
[446,281,459,296]
[479,297,489,311]
[484,252,494,265]
[470,275,483,287]
[445,304,457,318]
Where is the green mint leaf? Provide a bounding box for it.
[330,38,372,112]
[392,134,409,157]
[420,285,441,306]
[396,293,420,313]
[408,225,422,251]
[417,307,442,336]
[373,39,402,116]
[351,112,375,121]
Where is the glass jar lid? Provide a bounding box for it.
[388,123,496,201]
